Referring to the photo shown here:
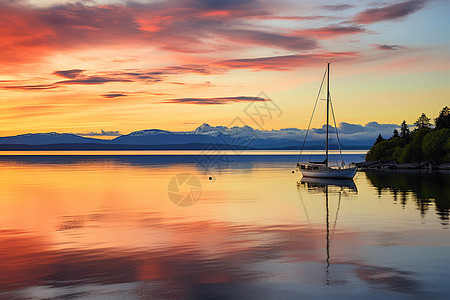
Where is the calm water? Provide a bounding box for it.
[0,153,449,299]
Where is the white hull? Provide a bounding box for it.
[300,167,356,179]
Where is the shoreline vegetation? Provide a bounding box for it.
[360,106,450,171]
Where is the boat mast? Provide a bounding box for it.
[326,62,330,168]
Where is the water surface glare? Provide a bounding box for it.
[0,154,449,299]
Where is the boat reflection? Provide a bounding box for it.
[299,176,357,194]
[297,177,357,285]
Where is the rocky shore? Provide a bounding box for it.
[356,160,450,170]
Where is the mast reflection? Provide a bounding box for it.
[297,177,357,285]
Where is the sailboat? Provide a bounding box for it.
[297,63,357,179]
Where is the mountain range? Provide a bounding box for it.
[0,123,397,150]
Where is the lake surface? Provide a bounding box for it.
[0,153,449,299]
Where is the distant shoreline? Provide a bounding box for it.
[0,143,371,151]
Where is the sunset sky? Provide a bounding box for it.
[0,0,449,137]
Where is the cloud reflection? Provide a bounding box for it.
[0,212,424,298]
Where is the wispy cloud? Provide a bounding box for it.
[249,15,327,21]
[57,76,132,85]
[53,69,85,79]
[1,84,58,90]
[294,26,365,38]
[321,4,355,11]
[53,69,133,85]
[218,29,317,51]
[163,96,270,105]
[102,93,128,99]
[1,64,225,92]
[156,65,226,75]
[353,0,427,24]
[215,52,359,71]
[375,44,406,50]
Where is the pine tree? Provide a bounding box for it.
[414,113,431,130]
[374,134,385,145]
[435,106,450,129]
[392,129,399,139]
[400,121,410,139]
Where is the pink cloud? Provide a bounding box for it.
[0,0,321,66]
[0,0,424,80]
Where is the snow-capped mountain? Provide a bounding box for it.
[110,123,303,148]
[0,122,394,149]
[112,128,218,145]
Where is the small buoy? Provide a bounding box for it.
[209,176,213,180]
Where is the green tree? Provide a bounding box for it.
[366,138,403,161]
[366,112,450,164]
[422,129,450,163]
[445,138,450,163]
[398,129,428,163]
[400,121,410,140]
[414,113,431,130]
[392,129,399,139]
[374,134,385,145]
[435,106,450,130]
[392,146,404,162]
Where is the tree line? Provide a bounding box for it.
[366,106,450,164]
